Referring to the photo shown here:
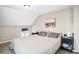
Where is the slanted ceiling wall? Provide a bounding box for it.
[0,6,37,26]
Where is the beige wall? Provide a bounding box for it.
[0,25,32,41]
[32,7,73,33]
[0,26,21,41]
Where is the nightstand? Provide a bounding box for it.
[61,36,74,51]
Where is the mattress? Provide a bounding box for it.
[11,35,61,54]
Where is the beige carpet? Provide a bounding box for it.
[0,42,12,54]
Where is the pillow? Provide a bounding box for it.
[38,31,47,36]
[47,32,59,38]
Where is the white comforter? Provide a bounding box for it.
[11,35,61,54]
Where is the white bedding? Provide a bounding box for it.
[11,35,61,54]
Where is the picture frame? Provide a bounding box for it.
[45,18,56,28]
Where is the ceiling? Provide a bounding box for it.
[1,5,72,15]
[0,5,72,25]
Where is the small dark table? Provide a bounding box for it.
[61,36,74,51]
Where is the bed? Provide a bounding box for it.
[10,33,61,54]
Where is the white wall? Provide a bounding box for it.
[32,7,73,33]
[0,6,37,26]
[73,6,79,52]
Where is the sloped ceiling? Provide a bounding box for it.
[0,5,72,26]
